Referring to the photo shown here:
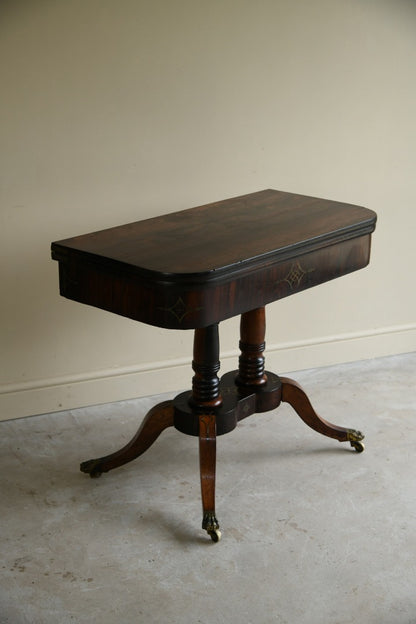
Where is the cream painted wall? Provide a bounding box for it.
[1,0,415,420]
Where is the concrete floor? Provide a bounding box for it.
[1,353,415,624]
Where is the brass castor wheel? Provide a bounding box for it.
[346,429,365,453]
[208,529,222,543]
[350,440,365,453]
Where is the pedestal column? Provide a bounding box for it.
[236,307,268,387]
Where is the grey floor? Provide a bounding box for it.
[1,353,415,624]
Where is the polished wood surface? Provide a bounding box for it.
[51,189,375,276]
[199,412,219,540]
[237,307,268,386]
[51,189,376,329]
[80,401,174,478]
[191,324,222,408]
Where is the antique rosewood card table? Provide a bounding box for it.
[51,189,377,542]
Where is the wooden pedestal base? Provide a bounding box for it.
[80,308,364,542]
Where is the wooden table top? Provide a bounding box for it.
[51,190,377,328]
[52,189,376,281]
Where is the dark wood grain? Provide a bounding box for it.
[80,401,174,477]
[280,377,364,451]
[199,412,218,537]
[237,307,268,386]
[51,189,376,329]
[52,189,376,277]
[191,324,223,408]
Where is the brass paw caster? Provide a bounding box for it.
[202,512,221,543]
[346,429,365,453]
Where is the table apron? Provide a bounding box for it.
[57,234,371,329]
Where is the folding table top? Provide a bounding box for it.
[51,190,377,329]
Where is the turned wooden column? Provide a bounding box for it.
[190,324,223,408]
[236,307,268,387]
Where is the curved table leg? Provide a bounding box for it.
[280,377,365,452]
[199,413,221,542]
[80,400,175,477]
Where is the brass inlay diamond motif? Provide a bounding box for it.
[158,297,203,323]
[278,261,315,290]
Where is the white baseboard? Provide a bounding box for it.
[1,323,415,421]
